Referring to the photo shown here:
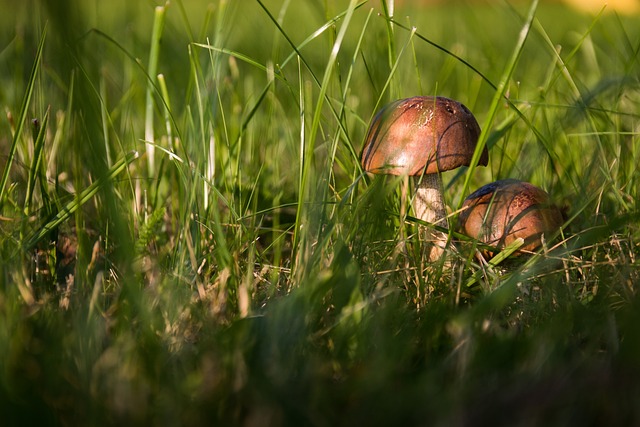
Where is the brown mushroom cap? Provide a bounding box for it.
[361,96,487,175]
[458,179,564,252]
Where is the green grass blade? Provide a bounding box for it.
[99,76,113,168]
[144,4,167,176]
[464,238,524,289]
[292,0,359,274]
[370,26,417,116]
[157,73,174,152]
[332,8,374,164]
[458,0,539,208]
[292,56,306,265]
[255,0,367,159]
[380,0,397,83]
[307,0,358,174]
[23,108,49,217]
[24,150,140,249]
[0,24,47,207]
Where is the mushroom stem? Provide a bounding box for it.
[413,173,449,261]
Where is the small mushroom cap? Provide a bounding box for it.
[458,179,564,252]
[361,96,487,175]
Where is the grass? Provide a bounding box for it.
[1,0,640,425]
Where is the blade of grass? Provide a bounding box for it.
[256,0,367,165]
[82,27,185,154]
[458,0,539,209]
[145,4,167,176]
[464,238,524,289]
[331,7,374,163]
[196,2,369,180]
[23,108,50,217]
[306,0,358,188]
[157,74,175,156]
[24,150,140,249]
[292,56,306,265]
[99,77,113,168]
[369,26,417,121]
[203,1,231,214]
[531,10,629,207]
[292,0,359,273]
[380,0,397,93]
[0,24,47,207]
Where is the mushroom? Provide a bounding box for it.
[361,96,488,261]
[458,179,564,254]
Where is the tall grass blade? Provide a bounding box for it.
[458,0,539,207]
[23,108,50,217]
[24,150,139,249]
[0,24,47,207]
[145,4,167,176]
[292,0,358,277]
[307,0,358,182]
[326,8,374,184]
[292,56,306,266]
[99,77,113,167]
[255,0,367,156]
[371,26,417,114]
[464,238,524,289]
[157,74,174,152]
[380,0,397,82]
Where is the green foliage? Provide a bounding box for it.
[0,0,639,425]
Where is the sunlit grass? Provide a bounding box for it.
[1,0,639,425]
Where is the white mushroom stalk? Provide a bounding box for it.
[412,173,449,260]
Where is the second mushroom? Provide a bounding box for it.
[361,96,488,261]
[458,179,564,255]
